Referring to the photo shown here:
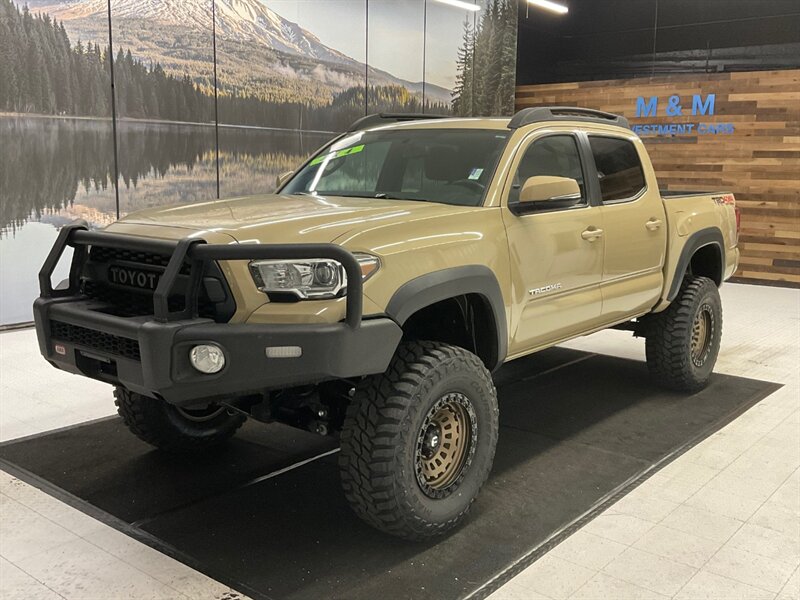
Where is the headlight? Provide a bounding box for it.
[249,253,379,300]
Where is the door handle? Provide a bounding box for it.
[645,219,663,231]
[581,227,604,242]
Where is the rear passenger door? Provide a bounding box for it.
[587,134,667,320]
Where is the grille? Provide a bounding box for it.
[51,320,141,361]
[82,281,199,317]
[82,245,231,321]
[88,246,191,275]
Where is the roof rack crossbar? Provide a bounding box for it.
[347,112,451,132]
[508,106,630,130]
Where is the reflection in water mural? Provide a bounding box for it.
[1,0,517,324]
[0,116,331,234]
[0,116,330,323]
[1,117,116,236]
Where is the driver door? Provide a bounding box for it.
[503,131,605,355]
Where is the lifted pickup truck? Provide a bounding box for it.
[35,107,739,540]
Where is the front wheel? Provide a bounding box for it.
[115,387,245,452]
[645,276,723,392]
[339,341,499,540]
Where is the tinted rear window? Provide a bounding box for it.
[588,137,646,202]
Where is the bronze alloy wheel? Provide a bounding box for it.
[339,341,499,539]
[175,404,227,423]
[690,303,715,367]
[415,392,478,498]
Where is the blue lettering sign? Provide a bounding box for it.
[632,93,730,137]
[692,94,716,116]
[698,123,734,134]
[666,95,683,116]
[635,96,658,118]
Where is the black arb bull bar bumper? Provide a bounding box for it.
[34,222,402,407]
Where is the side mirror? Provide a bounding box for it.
[276,170,293,190]
[519,176,581,204]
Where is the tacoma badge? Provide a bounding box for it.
[529,283,563,296]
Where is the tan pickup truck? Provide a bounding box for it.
[35,107,739,539]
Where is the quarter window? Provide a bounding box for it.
[510,135,586,208]
[588,137,646,202]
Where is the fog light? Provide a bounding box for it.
[189,344,226,374]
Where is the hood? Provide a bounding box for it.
[113,193,477,244]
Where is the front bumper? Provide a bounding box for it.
[35,298,401,406]
[34,222,402,406]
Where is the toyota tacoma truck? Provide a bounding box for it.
[34,107,740,540]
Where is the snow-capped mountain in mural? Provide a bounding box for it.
[32,0,356,66]
[25,0,451,103]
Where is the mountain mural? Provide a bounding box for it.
[26,0,452,106]
[0,0,518,327]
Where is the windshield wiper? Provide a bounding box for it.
[294,191,432,202]
[374,193,431,202]
[316,192,376,199]
[293,192,371,199]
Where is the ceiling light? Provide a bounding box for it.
[433,0,481,11]
[527,0,568,15]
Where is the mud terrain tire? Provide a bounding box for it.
[115,387,245,452]
[339,341,499,540]
[645,276,722,392]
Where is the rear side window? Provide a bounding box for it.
[588,137,646,202]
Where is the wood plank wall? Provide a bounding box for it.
[516,70,800,287]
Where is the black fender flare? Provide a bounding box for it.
[385,265,508,371]
[667,227,725,301]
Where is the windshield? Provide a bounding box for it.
[282,128,510,207]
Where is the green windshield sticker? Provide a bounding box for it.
[308,144,365,166]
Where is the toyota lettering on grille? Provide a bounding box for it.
[107,265,161,291]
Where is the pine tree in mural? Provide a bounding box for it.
[0,0,212,121]
[452,19,475,117]
[451,0,518,117]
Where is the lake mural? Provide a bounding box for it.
[0,0,517,325]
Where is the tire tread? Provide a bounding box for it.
[645,276,721,392]
[115,387,244,452]
[339,341,498,540]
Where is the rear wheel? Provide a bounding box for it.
[339,341,498,540]
[645,276,722,392]
[115,387,245,452]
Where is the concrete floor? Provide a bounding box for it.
[1,282,798,600]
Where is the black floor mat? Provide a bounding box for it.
[0,348,780,600]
